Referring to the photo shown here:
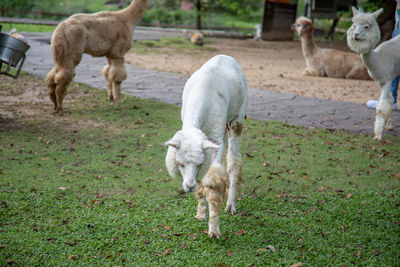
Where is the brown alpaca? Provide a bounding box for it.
[291,17,370,80]
[46,0,148,112]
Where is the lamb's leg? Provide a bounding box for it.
[195,184,207,220]
[225,122,243,214]
[103,58,113,101]
[108,58,127,102]
[202,163,229,238]
[374,83,393,140]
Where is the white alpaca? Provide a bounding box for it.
[291,16,370,80]
[165,55,248,238]
[347,7,400,140]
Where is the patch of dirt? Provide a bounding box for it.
[126,38,379,104]
[0,75,109,132]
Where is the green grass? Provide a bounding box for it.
[1,23,56,33]
[132,37,213,54]
[0,74,399,265]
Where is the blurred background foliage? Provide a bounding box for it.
[0,0,388,30]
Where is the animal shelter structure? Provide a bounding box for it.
[261,0,353,40]
[0,25,30,78]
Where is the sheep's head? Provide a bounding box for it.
[347,7,383,54]
[291,17,314,37]
[165,128,219,193]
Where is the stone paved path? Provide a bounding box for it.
[20,32,400,137]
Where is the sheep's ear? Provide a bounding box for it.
[371,8,383,19]
[202,140,219,150]
[352,6,359,16]
[165,139,181,149]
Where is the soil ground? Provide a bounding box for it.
[126,38,379,105]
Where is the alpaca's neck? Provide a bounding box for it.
[300,33,317,57]
[120,0,148,25]
[360,49,386,83]
[360,51,375,70]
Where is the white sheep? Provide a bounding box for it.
[347,7,400,140]
[165,55,248,238]
[291,16,370,80]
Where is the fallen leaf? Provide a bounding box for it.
[189,233,198,239]
[372,250,379,255]
[290,262,302,267]
[163,248,171,256]
[65,240,77,246]
[68,255,77,260]
[58,187,68,191]
[318,186,324,192]
[258,248,268,252]
[267,245,276,252]
[226,251,233,257]
[234,230,247,235]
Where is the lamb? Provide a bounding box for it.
[347,7,400,140]
[165,55,248,238]
[45,0,147,112]
[291,16,370,80]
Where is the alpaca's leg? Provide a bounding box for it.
[195,184,207,220]
[303,68,323,77]
[102,59,113,100]
[345,68,360,80]
[225,121,243,214]
[47,65,75,112]
[205,187,223,238]
[46,67,57,110]
[202,164,229,238]
[108,58,127,102]
[374,83,393,140]
[55,68,74,112]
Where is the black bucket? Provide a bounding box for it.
[0,33,30,67]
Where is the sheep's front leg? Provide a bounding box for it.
[374,82,393,141]
[195,185,207,220]
[202,164,229,238]
[225,122,243,214]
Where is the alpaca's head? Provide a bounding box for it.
[165,128,219,193]
[347,7,383,54]
[291,16,314,37]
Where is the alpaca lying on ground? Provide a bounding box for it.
[347,7,400,140]
[165,55,248,238]
[46,0,147,112]
[292,16,370,80]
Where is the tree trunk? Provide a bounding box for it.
[196,0,201,30]
[378,0,396,43]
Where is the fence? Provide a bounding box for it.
[0,5,254,35]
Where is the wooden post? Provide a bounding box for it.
[196,0,201,30]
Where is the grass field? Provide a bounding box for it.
[0,74,399,266]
